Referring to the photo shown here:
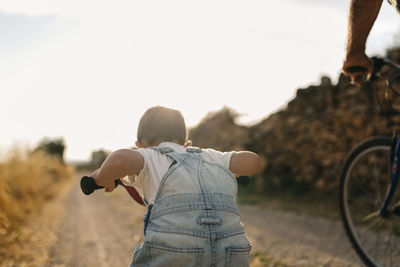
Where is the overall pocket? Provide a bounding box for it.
[225,245,252,267]
[132,241,204,267]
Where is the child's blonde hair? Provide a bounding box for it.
[137,106,187,146]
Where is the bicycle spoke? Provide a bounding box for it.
[363,210,380,222]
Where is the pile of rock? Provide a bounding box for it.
[189,48,400,194]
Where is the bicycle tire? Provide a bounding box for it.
[340,136,400,267]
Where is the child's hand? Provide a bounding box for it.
[102,180,117,192]
[94,178,117,192]
[90,168,117,192]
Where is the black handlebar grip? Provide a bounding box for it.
[346,57,385,74]
[80,176,119,195]
[346,66,367,74]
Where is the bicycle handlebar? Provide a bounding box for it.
[369,57,398,81]
[345,57,396,82]
[351,57,400,122]
[80,176,146,206]
[80,176,119,195]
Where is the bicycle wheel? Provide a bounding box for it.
[340,137,400,267]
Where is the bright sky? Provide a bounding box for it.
[1,0,399,161]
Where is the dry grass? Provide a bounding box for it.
[250,251,288,267]
[0,147,73,266]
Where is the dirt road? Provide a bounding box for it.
[241,206,363,266]
[44,176,145,267]
[42,176,363,267]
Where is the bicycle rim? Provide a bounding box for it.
[340,137,400,267]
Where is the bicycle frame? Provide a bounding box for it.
[361,57,400,218]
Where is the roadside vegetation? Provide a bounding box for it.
[250,252,288,267]
[0,139,73,265]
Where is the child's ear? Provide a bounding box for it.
[184,140,192,147]
[136,140,150,148]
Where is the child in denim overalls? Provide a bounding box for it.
[91,106,262,267]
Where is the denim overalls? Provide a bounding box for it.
[130,147,251,267]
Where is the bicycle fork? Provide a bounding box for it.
[380,133,400,218]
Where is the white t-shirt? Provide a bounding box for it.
[121,142,235,204]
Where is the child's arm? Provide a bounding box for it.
[90,149,144,192]
[229,151,262,177]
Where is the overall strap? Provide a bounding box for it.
[149,146,187,164]
[118,147,182,207]
[150,146,203,204]
[150,146,174,154]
